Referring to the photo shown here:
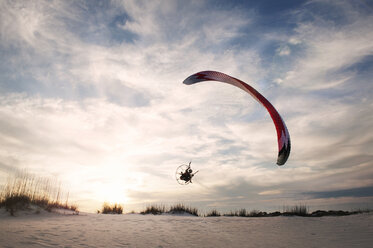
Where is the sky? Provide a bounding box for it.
[1,0,373,213]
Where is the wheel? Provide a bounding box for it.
[175,164,190,185]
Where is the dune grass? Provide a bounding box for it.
[223,208,249,217]
[0,172,78,216]
[283,204,309,216]
[169,203,199,216]
[140,204,167,215]
[140,203,199,216]
[205,209,221,217]
[220,204,369,217]
[99,203,123,214]
[138,204,371,218]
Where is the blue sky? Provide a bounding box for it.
[1,0,373,213]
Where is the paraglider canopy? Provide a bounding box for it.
[183,71,291,165]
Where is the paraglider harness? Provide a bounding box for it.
[180,164,193,182]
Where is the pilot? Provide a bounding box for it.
[180,169,192,183]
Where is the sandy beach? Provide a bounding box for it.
[1,210,372,248]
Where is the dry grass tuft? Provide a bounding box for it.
[140,204,167,215]
[169,203,198,216]
[283,204,309,216]
[139,203,199,216]
[0,172,78,216]
[100,202,123,214]
[205,209,221,217]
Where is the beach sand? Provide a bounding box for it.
[1,209,372,248]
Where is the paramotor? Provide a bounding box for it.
[175,162,199,185]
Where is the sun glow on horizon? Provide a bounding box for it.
[94,181,129,205]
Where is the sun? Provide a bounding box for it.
[96,182,128,204]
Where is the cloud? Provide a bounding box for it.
[276,45,291,56]
[305,186,373,199]
[258,189,282,195]
[0,161,20,174]
[278,0,373,90]
[1,0,373,212]
[120,0,252,44]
